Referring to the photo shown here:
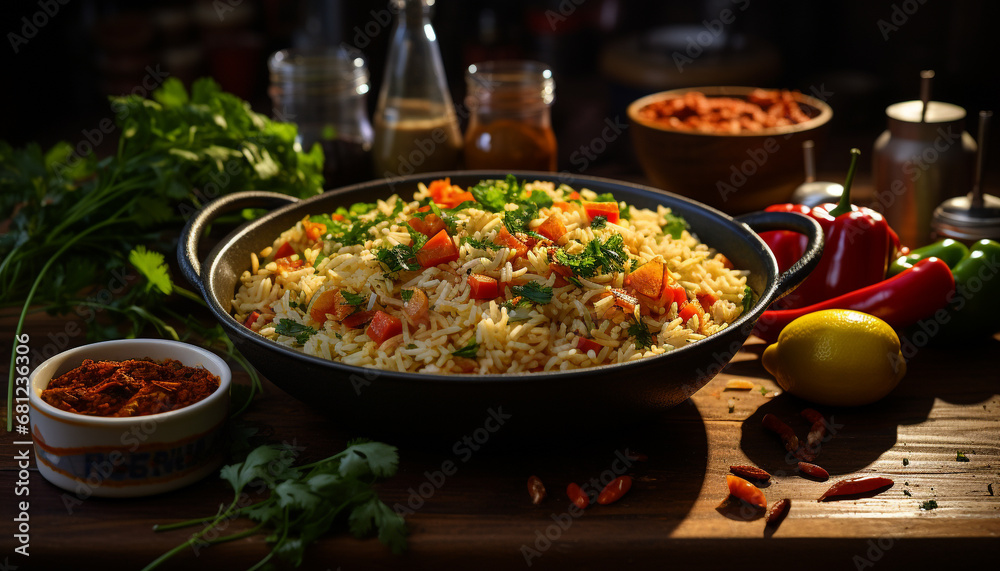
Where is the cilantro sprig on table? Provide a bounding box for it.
[143,439,406,570]
[2,77,324,429]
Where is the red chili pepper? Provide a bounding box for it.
[797,462,830,481]
[762,413,800,454]
[818,476,894,501]
[759,149,900,310]
[597,475,632,505]
[726,474,766,509]
[729,465,771,481]
[765,498,791,527]
[754,257,955,343]
[800,408,828,453]
[567,482,589,509]
[527,476,546,505]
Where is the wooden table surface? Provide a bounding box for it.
[2,310,998,570]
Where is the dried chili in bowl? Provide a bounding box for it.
[40,358,221,417]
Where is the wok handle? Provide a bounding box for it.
[735,210,824,300]
[178,191,299,287]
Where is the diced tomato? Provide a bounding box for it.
[494,226,528,259]
[568,191,581,200]
[402,288,430,328]
[416,229,460,267]
[428,178,475,209]
[274,241,295,260]
[342,310,375,329]
[366,310,403,346]
[658,268,688,308]
[242,310,260,329]
[678,302,703,324]
[625,261,664,299]
[408,213,446,237]
[468,274,500,300]
[583,201,620,224]
[576,336,603,355]
[310,289,354,324]
[536,215,567,241]
[697,292,718,309]
[303,220,327,242]
[275,257,304,272]
[331,213,345,221]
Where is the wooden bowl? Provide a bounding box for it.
[628,86,833,214]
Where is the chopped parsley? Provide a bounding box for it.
[511,282,553,305]
[461,236,496,251]
[401,289,414,303]
[469,175,526,212]
[452,339,480,359]
[555,233,628,278]
[340,290,367,307]
[919,500,938,510]
[742,285,755,314]
[374,244,421,278]
[406,225,429,250]
[662,212,690,239]
[288,300,300,309]
[957,451,970,462]
[627,318,655,351]
[593,192,617,203]
[591,215,607,229]
[275,319,317,344]
[406,343,417,350]
[759,386,769,396]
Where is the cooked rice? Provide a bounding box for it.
[232,180,750,374]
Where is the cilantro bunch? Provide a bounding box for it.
[2,77,325,429]
[143,439,406,570]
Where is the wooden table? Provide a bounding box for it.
[2,311,998,570]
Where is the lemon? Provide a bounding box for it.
[761,309,906,406]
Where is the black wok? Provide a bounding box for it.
[178,172,822,438]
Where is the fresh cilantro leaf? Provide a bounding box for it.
[275,318,318,344]
[341,290,367,307]
[503,204,542,238]
[452,339,480,359]
[129,246,173,295]
[591,215,607,229]
[406,343,417,349]
[555,233,628,278]
[401,289,414,303]
[349,497,408,555]
[920,500,938,510]
[593,192,617,202]
[406,225,429,250]
[524,188,554,209]
[627,318,655,351]
[470,178,511,212]
[512,282,553,305]
[339,439,400,479]
[742,285,755,314]
[662,212,690,239]
[275,479,318,510]
[220,444,292,492]
[374,245,421,278]
[462,236,497,251]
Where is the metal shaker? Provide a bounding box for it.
[872,100,976,247]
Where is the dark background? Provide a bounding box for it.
[2,0,998,183]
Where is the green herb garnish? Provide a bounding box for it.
[401,289,414,303]
[591,215,607,229]
[627,318,655,351]
[593,192,616,203]
[275,319,318,344]
[462,236,497,251]
[406,343,417,350]
[662,212,690,239]
[957,451,970,462]
[511,282,554,305]
[555,233,628,278]
[374,245,421,278]
[742,285,755,314]
[920,500,938,510]
[145,439,406,569]
[452,339,480,359]
[341,290,367,307]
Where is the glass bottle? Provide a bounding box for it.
[268,46,375,188]
[464,60,557,171]
[371,0,463,178]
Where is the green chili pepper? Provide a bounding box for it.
[941,239,1000,339]
[888,238,969,277]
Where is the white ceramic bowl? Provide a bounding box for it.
[28,339,231,498]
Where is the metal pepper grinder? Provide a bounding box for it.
[931,111,1000,242]
[873,70,977,247]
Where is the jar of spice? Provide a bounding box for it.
[464,60,557,171]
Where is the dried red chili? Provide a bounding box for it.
[527,475,546,505]
[818,476,894,501]
[41,358,220,417]
[726,474,766,509]
[800,408,828,453]
[729,465,771,481]
[765,498,791,527]
[566,482,589,509]
[597,475,632,505]
[797,461,830,481]
[762,413,800,454]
